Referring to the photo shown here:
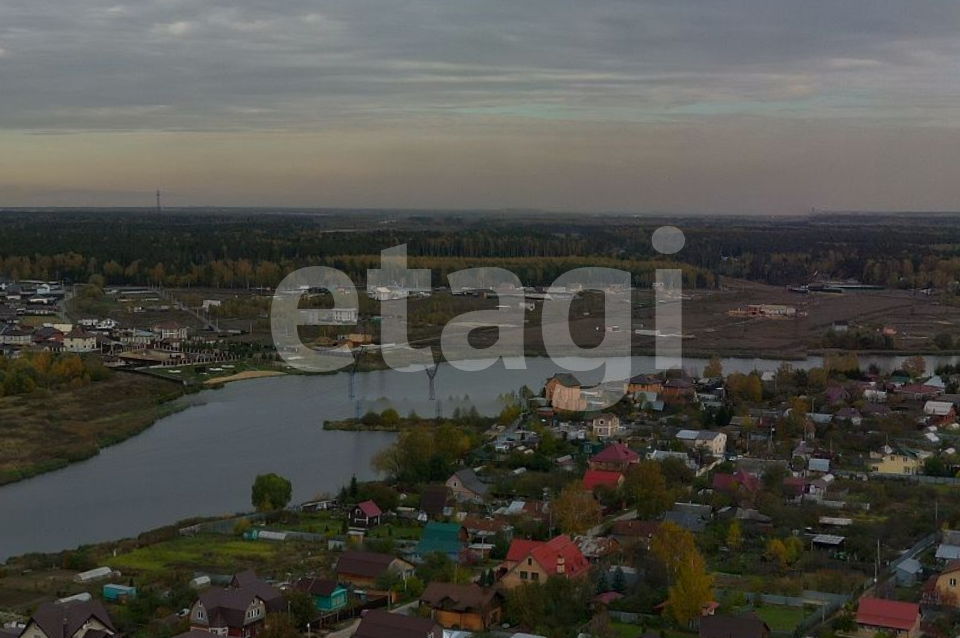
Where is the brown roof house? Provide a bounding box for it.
[353,610,442,638]
[189,572,283,638]
[335,551,415,589]
[18,599,117,638]
[419,583,504,631]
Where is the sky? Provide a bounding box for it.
[1,0,960,213]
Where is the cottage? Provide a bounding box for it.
[609,520,659,550]
[294,578,348,612]
[929,561,960,607]
[413,522,467,563]
[63,329,97,353]
[590,413,622,439]
[869,447,925,475]
[335,551,415,588]
[589,442,640,472]
[419,485,451,520]
[627,374,663,394]
[419,583,504,631]
[153,321,189,341]
[18,599,117,638]
[582,469,624,492]
[500,534,591,589]
[855,597,920,637]
[189,573,284,638]
[664,503,712,533]
[353,610,442,638]
[543,373,586,412]
[446,468,489,502]
[350,501,383,528]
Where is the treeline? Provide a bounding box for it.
[0,352,113,396]
[4,211,960,290]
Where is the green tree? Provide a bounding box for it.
[624,460,672,519]
[251,473,293,511]
[703,355,723,379]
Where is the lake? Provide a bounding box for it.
[0,352,954,561]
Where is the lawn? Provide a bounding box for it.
[609,622,694,638]
[753,604,809,631]
[112,535,279,579]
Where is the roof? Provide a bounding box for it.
[528,534,591,578]
[449,468,489,497]
[294,577,343,597]
[419,485,449,517]
[549,373,581,388]
[897,558,923,575]
[420,583,501,612]
[198,580,284,628]
[856,597,919,631]
[629,374,662,385]
[506,539,544,563]
[29,599,116,638]
[591,442,639,464]
[582,469,624,491]
[356,500,383,518]
[700,614,770,638]
[610,519,659,539]
[936,544,960,561]
[337,551,407,579]
[353,610,440,638]
[415,522,465,557]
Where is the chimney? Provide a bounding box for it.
[556,555,565,574]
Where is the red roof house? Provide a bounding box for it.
[855,597,920,637]
[583,469,624,492]
[501,535,591,588]
[589,442,640,472]
[350,500,383,528]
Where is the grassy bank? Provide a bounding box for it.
[0,373,186,486]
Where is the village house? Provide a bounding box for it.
[350,500,383,528]
[419,583,504,631]
[189,572,284,638]
[927,561,960,607]
[445,468,489,503]
[0,326,32,347]
[413,522,467,563]
[293,577,348,613]
[869,447,925,476]
[353,610,442,638]
[543,373,586,412]
[63,328,97,353]
[627,374,663,395]
[17,599,117,638]
[590,413,622,439]
[582,469,624,492]
[855,597,920,638]
[608,520,660,550]
[589,442,640,473]
[500,534,591,589]
[676,430,727,457]
[335,551,415,589]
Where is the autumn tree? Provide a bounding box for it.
[651,522,698,582]
[902,355,926,379]
[667,549,715,627]
[623,460,672,519]
[726,520,743,551]
[703,355,723,379]
[552,483,601,535]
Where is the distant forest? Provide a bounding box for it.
[2,210,960,291]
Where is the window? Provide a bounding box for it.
[520,571,528,580]
[531,572,540,582]
[527,558,532,566]
[951,578,958,587]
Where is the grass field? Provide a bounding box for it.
[111,535,280,579]
[0,373,184,485]
[753,604,810,631]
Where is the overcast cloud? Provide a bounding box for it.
[1,0,959,211]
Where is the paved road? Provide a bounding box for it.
[323,600,419,638]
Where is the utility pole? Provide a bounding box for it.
[156,189,162,213]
